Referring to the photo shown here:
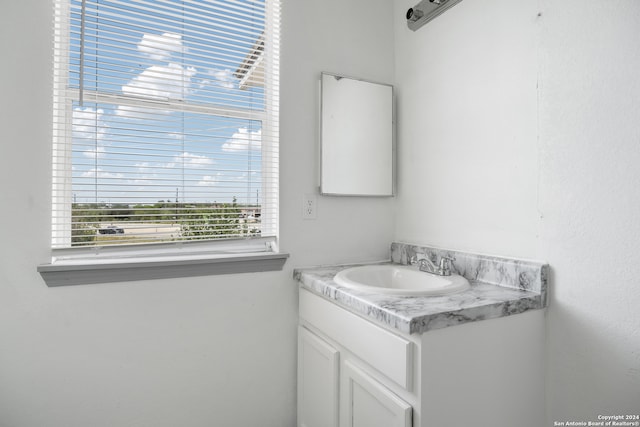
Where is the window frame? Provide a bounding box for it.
[40,0,286,286]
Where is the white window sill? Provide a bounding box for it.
[38,243,289,287]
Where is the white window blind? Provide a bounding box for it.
[51,0,280,250]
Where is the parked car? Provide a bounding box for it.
[98,225,124,235]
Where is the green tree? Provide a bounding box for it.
[71,203,101,245]
[182,197,243,240]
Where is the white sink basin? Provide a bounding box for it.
[334,264,470,296]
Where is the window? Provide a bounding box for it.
[41,0,286,285]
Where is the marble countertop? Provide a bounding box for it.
[294,243,549,335]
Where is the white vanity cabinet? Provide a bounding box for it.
[297,288,546,427]
[297,327,412,427]
[298,289,415,427]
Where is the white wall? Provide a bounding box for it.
[394,0,640,423]
[393,0,540,257]
[539,0,640,420]
[280,0,396,268]
[0,1,394,426]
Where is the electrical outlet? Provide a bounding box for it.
[302,194,317,219]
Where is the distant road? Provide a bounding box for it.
[101,223,181,238]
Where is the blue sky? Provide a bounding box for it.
[68,0,267,206]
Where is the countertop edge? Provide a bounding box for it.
[294,263,546,335]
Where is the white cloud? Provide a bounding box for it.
[81,168,123,179]
[167,152,213,169]
[222,128,261,152]
[138,33,185,62]
[197,174,221,187]
[199,68,237,90]
[121,63,197,101]
[117,32,197,119]
[82,145,106,159]
[116,63,197,119]
[127,163,157,185]
[129,178,154,186]
[73,107,108,158]
[213,69,236,89]
[73,107,107,140]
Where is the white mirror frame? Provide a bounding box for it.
[319,72,395,197]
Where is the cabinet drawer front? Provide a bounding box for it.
[299,290,413,390]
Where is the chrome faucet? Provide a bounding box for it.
[410,253,455,276]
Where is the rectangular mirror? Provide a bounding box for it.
[320,73,394,196]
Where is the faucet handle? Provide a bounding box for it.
[410,253,428,266]
[438,256,455,275]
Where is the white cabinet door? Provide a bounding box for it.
[343,361,412,427]
[298,326,340,427]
